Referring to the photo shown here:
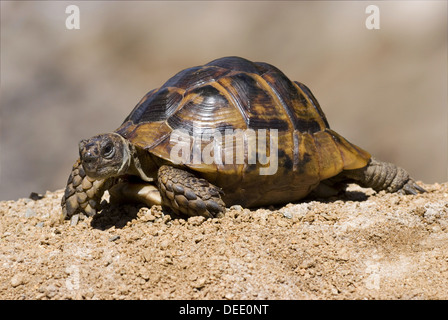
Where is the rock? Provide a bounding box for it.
[109,235,120,242]
[188,216,205,226]
[224,293,234,299]
[193,277,206,289]
[10,274,25,287]
[146,214,156,222]
[159,239,170,249]
[29,192,44,201]
[70,214,79,226]
[25,208,36,218]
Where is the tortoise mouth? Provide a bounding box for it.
[80,147,113,179]
[81,161,106,179]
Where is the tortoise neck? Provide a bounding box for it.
[128,144,157,182]
[115,133,132,176]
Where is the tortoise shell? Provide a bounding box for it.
[115,56,370,207]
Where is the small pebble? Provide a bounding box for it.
[282,210,293,219]
[224,293,234,299]
[70,214,79,226]
[277,219,288,227]
[193,278,206,289]
[146,214,156,222]
[109,235,120,242]
[10,274,25,287]
[188,216,205,226]
[29,192,44,201]
[193,235,203,243]
[25,208,36,218]
[160,239,170,249]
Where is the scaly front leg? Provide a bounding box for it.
[61,159,114,219]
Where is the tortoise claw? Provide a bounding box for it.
[61,159,109,222]
[400,180,426,195]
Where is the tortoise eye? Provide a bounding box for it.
[102,143,115,159]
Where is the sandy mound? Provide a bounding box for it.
[1,183,447,300]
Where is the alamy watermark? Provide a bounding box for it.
[169,125,279,175]
[65,5,80,30]
[65,4,380,31]
[365,5,380,30]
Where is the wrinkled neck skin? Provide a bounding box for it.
[116,135,132,176]
[125,143,158,182]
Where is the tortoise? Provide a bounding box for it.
[61,56,425,220]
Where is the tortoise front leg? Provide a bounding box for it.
[157,165,226,218]
[61,159,114,219]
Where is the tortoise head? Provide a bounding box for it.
[79,133,131,179]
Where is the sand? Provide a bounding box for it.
[1,182,447,300]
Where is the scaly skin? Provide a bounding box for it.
[61,159,114,219]
[342,157,426,194]
[157,165,226,218]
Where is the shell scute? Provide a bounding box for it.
[166,84,246,135]
[217,72,292,130]
[161,65,230,90]
[128,87,184,124]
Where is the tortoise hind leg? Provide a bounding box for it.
[340,157,426,195]
[157,165,226,218]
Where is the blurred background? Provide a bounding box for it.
[1,1,447,201]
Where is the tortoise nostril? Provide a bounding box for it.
[83,152,96,164]
[81,144,99,164]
